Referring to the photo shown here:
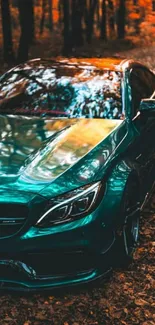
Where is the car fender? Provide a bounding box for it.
[98,159,139,228]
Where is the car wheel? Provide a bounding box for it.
[114,179,140,268]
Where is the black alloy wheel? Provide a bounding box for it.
[114,179,140,267]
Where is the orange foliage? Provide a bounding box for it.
[129,13,140,20]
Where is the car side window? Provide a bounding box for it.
[130,68,155,117]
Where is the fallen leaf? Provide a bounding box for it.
[44,301,49,305]
[134,299,149,306]
[35,313,47,320]
[64,301,74,307]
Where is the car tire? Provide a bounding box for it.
[114,177,140,268]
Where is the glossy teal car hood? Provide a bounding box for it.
[0,115,125,199]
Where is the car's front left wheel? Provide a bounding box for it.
[114,178,140,268]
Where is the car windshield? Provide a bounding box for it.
[0,64,123,119]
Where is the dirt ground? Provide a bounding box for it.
[0,38,154,325]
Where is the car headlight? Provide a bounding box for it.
[36,181,103,227]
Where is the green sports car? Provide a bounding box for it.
[0,57,155,291]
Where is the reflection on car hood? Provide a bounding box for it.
[0,115,123,197]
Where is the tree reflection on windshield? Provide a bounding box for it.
[0,63,123,119]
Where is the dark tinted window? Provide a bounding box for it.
[0,65,123,119]
[130,67,155,116]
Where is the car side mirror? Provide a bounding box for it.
[139,98,155,116]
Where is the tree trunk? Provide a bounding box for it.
[96,0,100,29]
[86,0,97,44]
[62,0,72,55]
[100,0,107,40]
[17,0,34,63]
[108,0,115,38]
[117,0,126,39]
[48,0,53,31]
[31,0,35,42]
[71,0,83,47]
[40,0,46,34]
[58,0,63,23]
[1,0,14,62]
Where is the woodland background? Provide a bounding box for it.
[0,0,155,68]
[0,1,155,325]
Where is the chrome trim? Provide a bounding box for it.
[150,91,155,99]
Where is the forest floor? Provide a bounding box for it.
[0,36,155,325]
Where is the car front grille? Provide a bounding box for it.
[0,204,28,238]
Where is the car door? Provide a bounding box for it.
[129,66,155,193]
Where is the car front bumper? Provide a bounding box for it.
[0,178,123,291]
[0,252,113,292]
[0,214,115,291]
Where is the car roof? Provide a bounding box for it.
[24,57,150,73]
[21,57,124,72]
[6,57,153,84]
